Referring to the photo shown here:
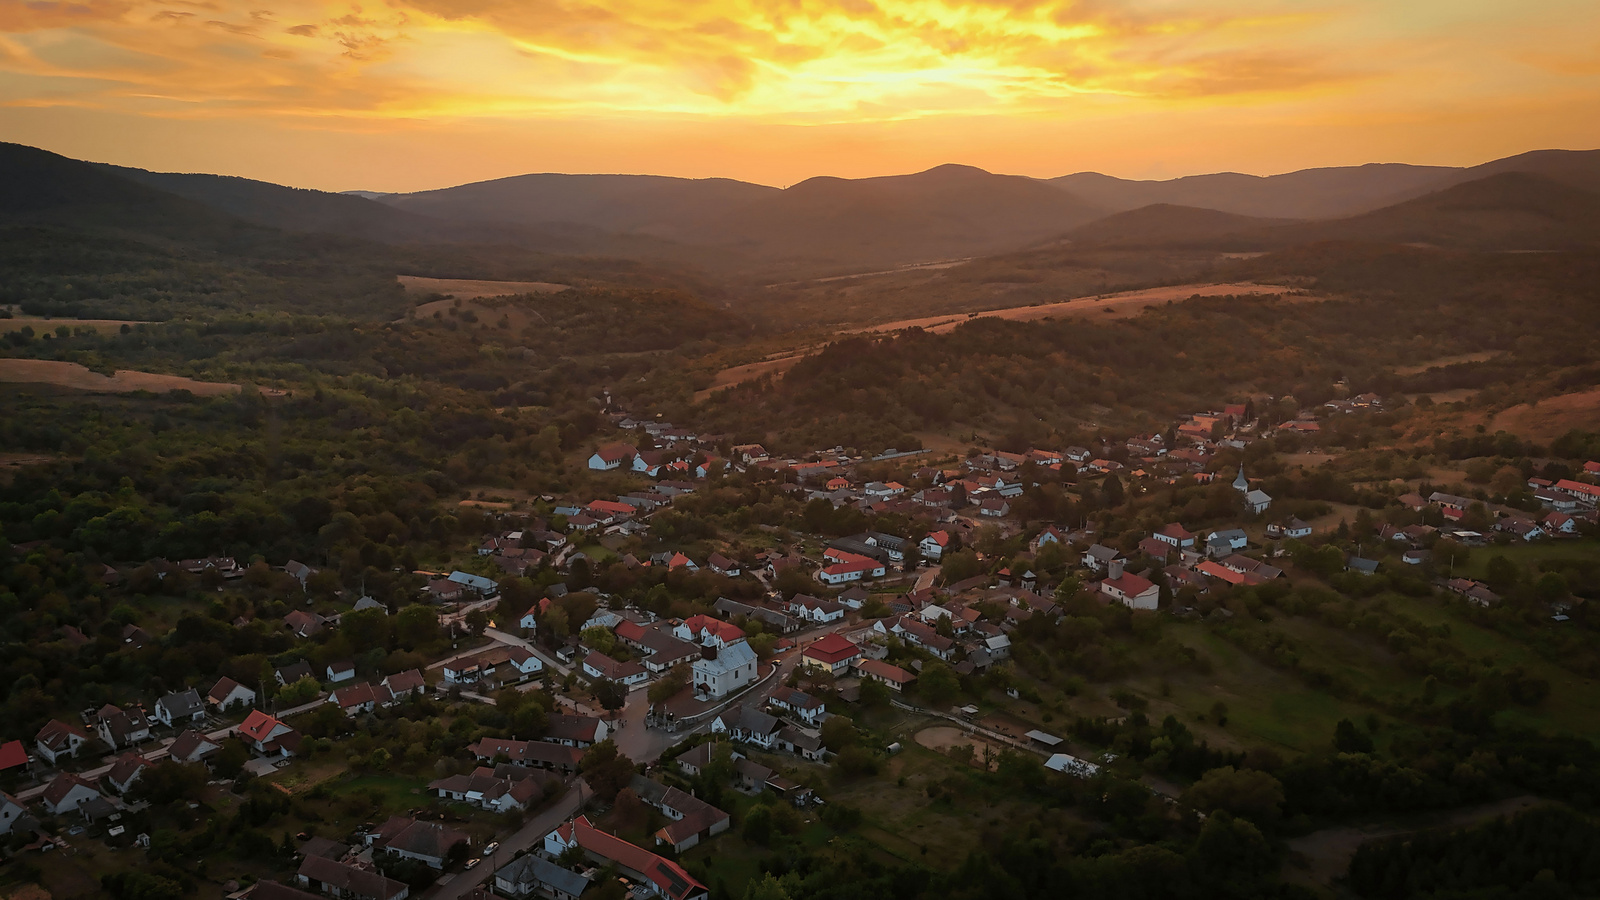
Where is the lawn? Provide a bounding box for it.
[1459,538,1600,579]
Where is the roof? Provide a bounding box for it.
[1102,571,1157,596]
[106,752,150,787]
[584,651,647,681]
[695,639,757,676]
[384,669,426,694]
[681,614,743,643]
[276,660,314,683]
[1085,544,1121,562]
[169,729,220,762]
[379,818,469,860]
[572,817,706,900]
[803,633,860,664]
[239,709,289,742]
[855,659,916,684]
[207,676,248,703]
[496,853,591,898]
[298,856,408,900]
[36,719,87,750]
[332,682,392,709]
[1195,560,1246,585]
[546,713,605,743]
[249,883,324,900]
[41,772,97,808]
[159,688,205,717]
[0,740,26,770]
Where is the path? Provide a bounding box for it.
[914,565,941,592]
[426,781,588,900]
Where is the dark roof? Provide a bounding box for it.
[297,855,408,900]
[496,853,591,898]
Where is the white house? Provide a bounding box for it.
[326,661,356,683]
[35,720,90,764]
[519,610,539,634]
[155,689,206,728]
[1099,561,1160,611]
[587,443,634,471]
[693,639,758,699]
[918,531,950,560]
[40,773,100,815]
[0,792,25,835]
[1245,489,1273,515]
[206,676,257,712]
[582,651,649,687]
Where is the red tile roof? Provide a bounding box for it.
[802,633,860,665]
[239,709,288,743]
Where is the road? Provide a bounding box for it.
[486,627,569,676]
[427,780,588,900]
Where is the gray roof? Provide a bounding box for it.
[1211,529,1248,541]
[159,689,205,718]
[696,639,757,676]
[496,854,590,898]
[1347,557,1380,574]
[1085,544,1121,562]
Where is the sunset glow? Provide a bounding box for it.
[2,0,1599,189]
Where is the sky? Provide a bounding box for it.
[2,0,1599,192]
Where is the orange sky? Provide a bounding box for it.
[2,0,1599,191]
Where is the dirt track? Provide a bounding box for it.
[0,359,239,395]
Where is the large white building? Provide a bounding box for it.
[692,639,758,699]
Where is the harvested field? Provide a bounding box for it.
[0,359,239,395]
[1490,388,1600,442]
[845,282,1302,335]
[694,354,810,401]
[398,275,569,299]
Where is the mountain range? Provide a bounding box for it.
[4,141,1600,280]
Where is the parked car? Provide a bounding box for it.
[465,859,481,870]
[483,842,499,856]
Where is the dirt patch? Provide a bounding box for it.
[1490,388,1600,442]
[0,359,239,395]
[845,282,1305,335]
[459,499,513,510]
[398,275,569,299]
[914,725,1004,771]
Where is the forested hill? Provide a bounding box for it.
[690,246,1600,453]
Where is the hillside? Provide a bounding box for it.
[1270,172,1600,250]
[1065,204,1293,248]
[1050,162,1458,219]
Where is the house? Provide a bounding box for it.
[285,610,327,638]
[1397,492,1429,512]
[1208,529,1249,552]
[1446,578,1500,607]
[710,705,783,749]
[442,645,541,686]
[1098,561,1160,611]
[693,639,759,699]
[818,558,885,585]
[155,689,207,727]
[1082,544,1122,572]
[635,629,702,674]
[1543,512,1578,535]
[207,676,257,711]
[466,738,584,774]
[275,660,315,687]
[1195,560,1247,586]
[837,585,869,609]
[543,816,708,900]
[582,651,650,687]
[707,553,742,577]
[371,817,470,870]
[891,617,955,659]
[646,783,730,852]
[519,608,540,633]
[427,767,545,814]
[326,661,357,683]
[94,705,151,750]
[382,669,426,700]
[674,615,745,648]
[39,773,101,815]
[0,791,26,835]
[978,499,1010,518]
[1495,516,1545,541]
[787,594,845,624]
[239,710,299,756]
[1244,490,1273,514]
[329,682,393,716]
[167,729,222,764]
[775,725,825,761]
[423,578,464,603]
[297,856,410,900]
[854,659,915,692]
[1029,527,1066,553]
[494,853,590,900]
[1346,556,1381,576]
[673,743,719,778]
[588,443,636,471]
[768,687,825,726]
[1153,524,1196,548]
[104,753,151,795]
[733,758,774,791]
[285,560,318,586]
[1266,518,1313,539]
[544,714,610,748]
[801,634,860,675]
[1137,537,1172,562]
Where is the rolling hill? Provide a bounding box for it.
[1064,204,1294,248]
[1050,162,1458,219]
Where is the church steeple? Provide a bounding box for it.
[1233,465,1248,492]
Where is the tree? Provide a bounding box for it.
[465,608,489,637]
[858,677,890,708]
[744,873,792,900]
[579,739,637,802]
[820,716,858,751]
[1485,555,1522,592]
[1333,718,1374,754]
[1182,766,1284,826]
[581,626,617,656]
[592,678,627,712]
[918,660,960,707]
[648,665,690,704]
[396,604,444,651]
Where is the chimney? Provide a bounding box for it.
[1108,559,1124,580]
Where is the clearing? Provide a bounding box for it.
[1,315,147,335]
[0,359,239,395]
[1489,387,1600,442]
[913,725,1004,771]
[398,275,569,299]
[844,282,1304,335]
[1394,351,1498,376]
[694,353,812,402]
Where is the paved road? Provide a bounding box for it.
[427,781,588,900]
[915,564,941,592]
[486,628,568,676]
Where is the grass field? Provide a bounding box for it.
[398,275,570,299]
[0,359,239,395]
[0,315,146,335]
